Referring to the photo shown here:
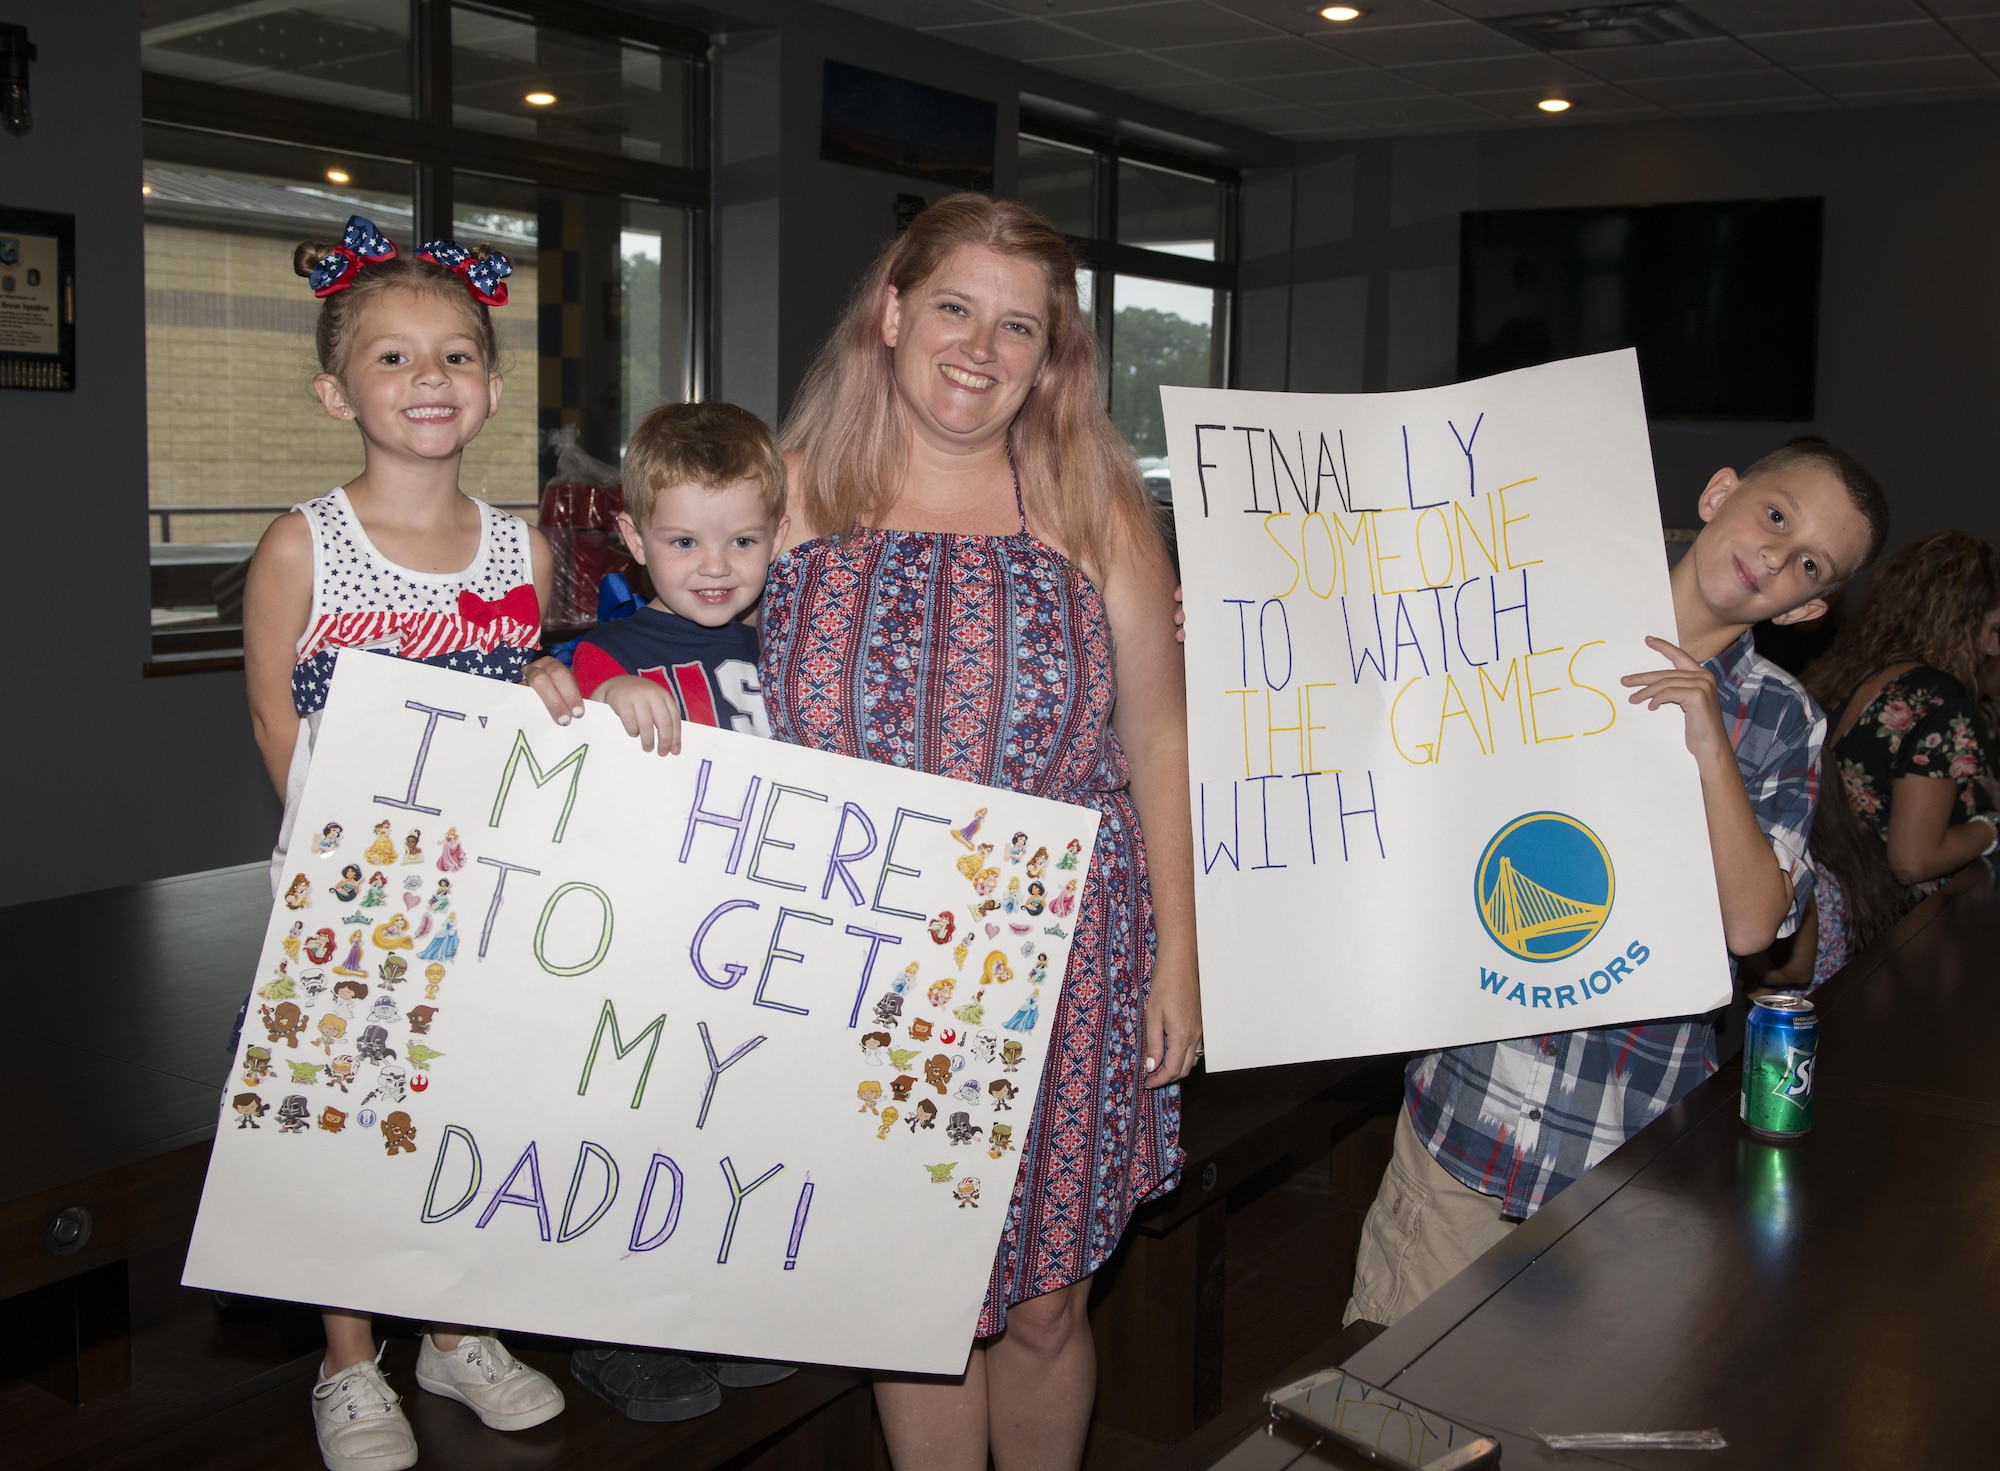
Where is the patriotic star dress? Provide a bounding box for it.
[758,487,1184,1336]
[270,487,540,886]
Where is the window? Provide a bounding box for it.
[1016,120,1234,478]
[140,1,708,664]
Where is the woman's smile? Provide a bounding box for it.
[940,364,997,391]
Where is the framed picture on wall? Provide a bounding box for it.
[0,205,75,391]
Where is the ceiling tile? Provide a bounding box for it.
[1153,35,1366,78]
[980,0,1177,15]
[1207,102,1337,129]
[1248,68,1434,103]
[1930,2,2000,15]
[1390,53,1598,93]
[1683,0,1926,31]
[1327,93,1505,126]
[1560,36,1770,81]
[1749,20,1967,66]
[1127,77,1298,110]
[1947,16,2000,49]
[1274,124,1382,139]
[1454,82,1650,116]
[924,19,1122,62]
[1623,68,1821,105]
[1043,49,1215,88]
[1211,0,1463,39]
[1797,54,1998,93]
[1442,0,1555,15]
[1058,1,1273,48]
[1325,20,1534,65]
[1667,95,1854,117]
[820,0,1010,27]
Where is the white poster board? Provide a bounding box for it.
[1164,351,1731,1071]
[185,654,1098,1374]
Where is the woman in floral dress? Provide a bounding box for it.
[765,195,1199,1470]
[1805,531,2000,911]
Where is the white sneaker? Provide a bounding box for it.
[312,1343,418,1471]
[415,1332,565,1432]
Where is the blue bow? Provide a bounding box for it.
[546,573,646,667]
[417,238,513,306]
[308,215,398,297]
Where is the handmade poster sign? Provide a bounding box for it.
[1164,350,1730,1071]
[185,654,1096,1373]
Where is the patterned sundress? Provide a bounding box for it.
[1832,665,1986,900]
[759,485,1184,1335]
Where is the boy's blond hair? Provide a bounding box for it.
[622,401,786,527]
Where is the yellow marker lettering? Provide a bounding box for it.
[1434,673,1489,760]
[1303,682,1338,774]
[1301,511,1340,600]
[1372,508,1419,596]
[1389,676,1436,765]
[1497,478,1544,570]
[1524,646,1572,743]
[1262,513,1301,598]
[1331,509,1373,595]
[1266,689,1305,776]
[1568,640,1618,738]
[1453,497,1500,576]
[1414,505,1456,588]
[1477,658,1529,750]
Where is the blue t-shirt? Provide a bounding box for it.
[573,607,768,738]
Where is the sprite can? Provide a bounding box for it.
[1741,994,1818,1140]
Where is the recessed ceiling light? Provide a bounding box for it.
[1318,4,1366,19]
[1537,98,1572,113]
[141,182,153,195]
[325,167,351,184]
[524,91,557,106]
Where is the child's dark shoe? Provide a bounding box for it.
[569,1348,721,1421]
[693,1356,800,1388]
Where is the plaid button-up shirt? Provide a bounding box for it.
[1407,630,1825,1219]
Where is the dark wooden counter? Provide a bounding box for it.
[1161,864,2000,1470]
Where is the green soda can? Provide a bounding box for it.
[1741,994,1818,1140]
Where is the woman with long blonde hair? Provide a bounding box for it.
[766,193,1199,1469]
[1804,530,2000,899]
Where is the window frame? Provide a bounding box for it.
[1018,112,1240,396]
[140,0,713,669]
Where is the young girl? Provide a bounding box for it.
[241,214,571,1471]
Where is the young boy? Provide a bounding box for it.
[570,399,789,754]
[1344,437,1890,1328]
[563,399,798,1417]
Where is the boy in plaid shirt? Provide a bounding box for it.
[1346,439,1891,1327]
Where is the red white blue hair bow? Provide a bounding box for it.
[417,239,512,307]
[307,215,399,297]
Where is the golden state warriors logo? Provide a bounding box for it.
[1475,813,1614,963]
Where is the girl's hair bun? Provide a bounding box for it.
[294,240,336,278]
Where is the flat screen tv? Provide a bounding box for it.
[1458,197,1822,420]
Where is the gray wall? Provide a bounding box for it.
[1,0,280,908]
[1283,101,2000,540]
